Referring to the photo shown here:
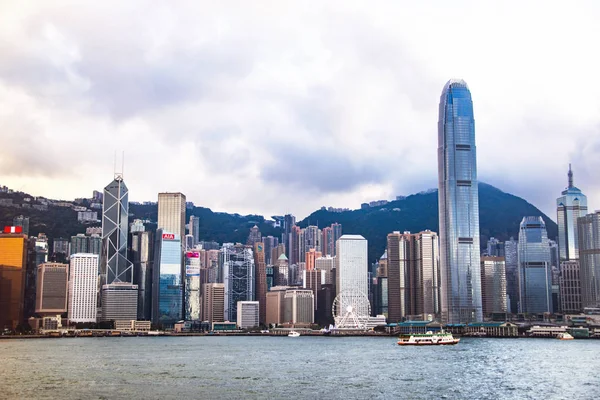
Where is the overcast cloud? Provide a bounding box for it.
[0,1,599,219]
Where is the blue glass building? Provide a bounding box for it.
[556,165,587,261]
[152,230,182,327]
[518,217,552,313]
[437,79,483,323]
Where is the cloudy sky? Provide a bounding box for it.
[1,1,599,219]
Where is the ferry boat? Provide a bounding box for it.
[397,331,460,346]
[288,331,300,337]
[557,332,574,340]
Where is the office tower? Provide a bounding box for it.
[375,277,388,317]
[253,242,267,325]
[247,225,262,246]
[35,263,68,316]
[266,265,274,291]
[283,214,296,255]
[202,283,224,325]
[518,217,552,314]
[101,283,138,321]
[152,230,183,327]
[266,286,289,326]
[12,215,29,236]
[68,254,99,323]
[305,248,322,271]
[315,256,335,285]
[303,269,324,310]
[274,254,289,286]
[486,237,505,257]
[184,234,194,251]
[578,211,600,308]
[322,227,333,257]
[504,237,519,313]
[101,175,133,285]
[185,251,201,321]
[130,219,145,233]
[0,231,28,330]
[316,284,336,326]
[158,193,187,242]
[331,223,342,257]
[263,236,278,265]
[376,251,388,277]
[283,289,315,325]
[557,165,587,261]
[480,257,508,315]
[289,225,301,266]
[336,235,368,317]
[189,215,200,246]
[205,249,220,284]
[303,226,322,257]
[24,234,49,320]
[237,301,259,329]
[130,230,154,320]
[559,261,582,314]
[386,231,441,321]
[437,79,482,323]
[549,239,560,313]
[222,244,254,322]
[270,244,285,267]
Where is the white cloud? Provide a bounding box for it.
[0,0,599,219]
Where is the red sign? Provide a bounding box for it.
[186,252,200,258]
[162,233,175,240]
[3,226,23,234]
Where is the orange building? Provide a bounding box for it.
[305,248,322,271]
[0,232,28,330]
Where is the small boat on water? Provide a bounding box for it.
[288,331,300,337]
[397,331,460,346]
[557,332,574,340]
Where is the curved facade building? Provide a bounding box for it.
[437,79,483,323]
[556,165,587,261]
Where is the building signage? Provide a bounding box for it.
[162,233,175,240]
[186,252,200,258]
[3,226,23,233]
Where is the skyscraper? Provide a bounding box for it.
[331,223,343,257]
[504,237,519,314]
[202,283,224,325]
[480,256,507,315]
[557,165,587,261]
[101,175,133,285]
[305,248,322,271]
[130,230,154,321]
[559,260,582,314]
[518,217,552,314]
[35,263,69,316]
[12,215,29,237]
[253,242,267,326]
[68,254,99,323]
[152,230,183,327]
[437,79,482,323]
[222,244,255,322]
[247,225,262,246]
[0,231,28,330]
[189,215,200,246]
[336,235,369,317]
[185,251,201,321]
[158,193,187,242]
[578,211,600,308]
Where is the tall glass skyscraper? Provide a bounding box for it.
[222,244,255,322]
[557,165,587,261]
[578,211,600,308]
[437,79,483,323]
[152,230,183,327]
[518,217,552,314]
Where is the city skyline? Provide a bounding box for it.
[1,2,599,220]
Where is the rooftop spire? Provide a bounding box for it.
[568,164,573,188]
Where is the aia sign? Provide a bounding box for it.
[162,233,175,240]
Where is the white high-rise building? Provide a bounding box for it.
[236,301,259,329]
[336,235,369,317]
[68,254,99,323]
[158,193,186,242]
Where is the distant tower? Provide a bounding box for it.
[518,217,552,314]
[437,79,482,323]
[556,164,587,261]
[189,215,200,246]
[247,225,262,246]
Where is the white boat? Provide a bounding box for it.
[147,331,165,336]
[288,331,300,337]
[557,332,574,340]
[397,331,459,346]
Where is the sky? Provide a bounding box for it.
[1,1,599,220]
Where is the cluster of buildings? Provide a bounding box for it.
[2,79,600,334]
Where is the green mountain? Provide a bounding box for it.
[0,183,557,263]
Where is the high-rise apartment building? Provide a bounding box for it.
[223,244,254,322]
[237,301,259,329]
[336,235,368,318]
[68,254,99,323]
[253,242,267,325]
[0,231,28,330]
[152,231,183,327]
[557,165,587,261]
[13,215,29,236]
[270,244,285,267]
[559,260,582,314]
[70,234,102,256]
[247,225,262,246]
[331,223,342,257]
[185,251,201,321]
[437,79,482,323]
[480,257,507,315]
[578,211,600,308]
[158,193,187,243]
[202,283,224,324]
[305,248,322,271]
[262,236,278,265]
[518,217,552,314]
[35,263,68,316]
[189,215,200,246]
[386,231,441,321]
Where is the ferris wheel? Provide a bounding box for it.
[332,290,371,330]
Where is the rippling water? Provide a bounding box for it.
[1,336,599,399]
